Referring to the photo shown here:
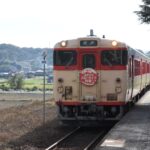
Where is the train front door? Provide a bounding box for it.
[79,52,99,102]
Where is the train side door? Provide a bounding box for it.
[79,52,99,102]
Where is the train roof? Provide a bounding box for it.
[54,36,127,48]
[54,35,150,61]
[129,47,150,61]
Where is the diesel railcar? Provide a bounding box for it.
[53,31,150,125]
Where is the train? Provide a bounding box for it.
[53,30,150,125]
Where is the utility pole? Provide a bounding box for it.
[42,50,47,125]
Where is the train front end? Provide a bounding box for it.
[53,36,128,125]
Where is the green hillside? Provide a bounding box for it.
[0,43,53,72]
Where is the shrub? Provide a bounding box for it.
[8,74,24,89]
[0,84,9,91]
[31,86,38,91]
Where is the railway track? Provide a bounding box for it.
[46,127,108,150]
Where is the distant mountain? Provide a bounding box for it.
[0,43,53,73]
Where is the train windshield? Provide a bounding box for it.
[54,50,77,66]
[101,50,127,66]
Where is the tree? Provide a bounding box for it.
[135,0,150,24]
[8,74,24,90]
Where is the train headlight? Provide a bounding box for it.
[61,41,67,47]
[112,40,117,46]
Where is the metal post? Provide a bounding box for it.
[42,51,47,125]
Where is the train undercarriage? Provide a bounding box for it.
[57,103,126,126]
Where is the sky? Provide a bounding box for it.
[0,0,150,52]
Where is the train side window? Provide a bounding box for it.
[82,54,95,69]
[147,64,149,73]
[54,50,77,66]
[129,58,132,77]
[134,60,140,76]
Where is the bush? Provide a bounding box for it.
[8,74,24,90]
[31,86,38,91]
[0,84,9,91]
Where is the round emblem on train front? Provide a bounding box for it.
[80,68,98,86]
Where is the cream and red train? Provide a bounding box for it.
[53,31,150,125]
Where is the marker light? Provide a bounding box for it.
[61,41,67,47]
[116,78,121,83]
[58,78,64,83]
[112,40,117,46]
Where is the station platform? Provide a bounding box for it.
[95,91,150,150]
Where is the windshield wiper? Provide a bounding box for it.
[104,57,112,66]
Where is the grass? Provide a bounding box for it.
[0,100,55,146]
[23,76,53,90]
[0,79,9,89]
[0,77,53,91]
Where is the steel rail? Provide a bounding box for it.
[45,127,80,150]
[84,131,106,150]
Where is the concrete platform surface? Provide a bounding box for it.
[95,91,150,150]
